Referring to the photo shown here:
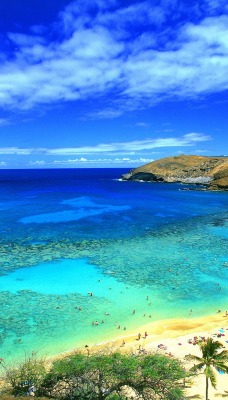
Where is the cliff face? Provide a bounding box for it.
[122,155,228,190]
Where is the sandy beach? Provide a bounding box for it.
[64,311,228,400]
[126,314,228,400]
[1,312,227,399]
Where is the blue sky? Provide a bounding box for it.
[0,0,227,168]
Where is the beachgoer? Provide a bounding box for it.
[144,331,148,338]
[138,333,141,340]
[133,310,136,314]
[122,340,125,346]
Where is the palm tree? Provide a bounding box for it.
[186,337,228,400]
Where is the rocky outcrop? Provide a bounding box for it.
[122,155,228,191]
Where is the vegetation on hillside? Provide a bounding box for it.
[1,338,227,399]
[1,351,186,400]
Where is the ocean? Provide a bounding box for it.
[0,168,227,362]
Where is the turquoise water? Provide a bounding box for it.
[0,169,227,363]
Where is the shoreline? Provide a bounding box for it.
[1,312,227,399]
[49,311,228,399]
[49,311,228,361]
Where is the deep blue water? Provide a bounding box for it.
[0,168,227,361]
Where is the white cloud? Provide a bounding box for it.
[0,118,9,126]
[0,133,210,155]
[0,147,35,154]
[30,157,153,166]
[136,122,149,128]
[29,160,46,165]
[47,133,210,154]
[0,2,227,113]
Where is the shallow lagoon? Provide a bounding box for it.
[0,169,227,362]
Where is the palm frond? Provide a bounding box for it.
[205,366,217,389]
[190,362,205,373]
[214,363,228,374]
[200,338,223,358]
[185,355,204,363]
[213,350,228,362]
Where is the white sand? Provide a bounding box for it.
[50,312,228,399]
[83,312,228,400]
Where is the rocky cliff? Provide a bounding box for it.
[122,155,228,190]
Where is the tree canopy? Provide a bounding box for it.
[41,351,186,399]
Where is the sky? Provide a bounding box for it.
[0,0,227,169]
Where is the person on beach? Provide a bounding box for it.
[133,309,136,314]
[138,333,141,340]
[144,331,148,338]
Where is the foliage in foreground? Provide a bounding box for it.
[1,354,46,397]
[1,351,186,399]
[41,351,186,399]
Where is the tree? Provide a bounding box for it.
[41,351,186,399]
[2,353,47,397]
[186,337,228,400]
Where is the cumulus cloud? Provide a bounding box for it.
[0,0,227,113]
[29,157,153,166]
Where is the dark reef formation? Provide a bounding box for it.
[122,155,228,191]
